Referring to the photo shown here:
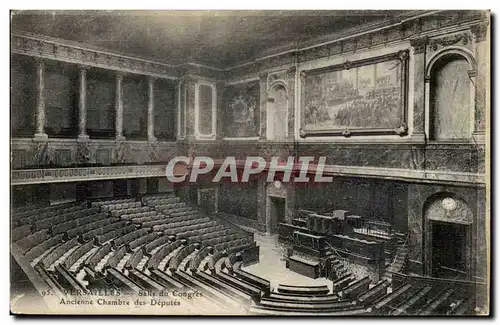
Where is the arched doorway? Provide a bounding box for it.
[424,193,473,279]
[267,83,288,141]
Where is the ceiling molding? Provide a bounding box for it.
[11,10,488,79]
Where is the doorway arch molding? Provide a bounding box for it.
[422,191,474,278]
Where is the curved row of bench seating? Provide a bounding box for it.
[142,214,201,229]
[110,206,152,217]
[92,224,137,245]
[100,202,142,212]
[147,240,183,270]
[13,205,84,229]
[152,217,212,231]
[91,198,135,208]
[67,217,120,239]
[12,202,82,221]
[51,213,108,235]
[123,211,159,222]
[18,194,478,316]
[35,207,100,232]
[145,197,180,207]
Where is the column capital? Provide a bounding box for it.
[258,72,268,81]
[179,75,196,84]
[78,64,91,71]
[410,36,429,55]
[286,65,297,75]
[116,71,125,81]
[34,57,45,66]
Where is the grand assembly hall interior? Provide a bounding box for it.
[10,10,489,315]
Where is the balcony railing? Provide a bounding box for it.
[10,164,179,185]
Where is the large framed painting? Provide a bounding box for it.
[223,80,260,138]
[299,50,409,138]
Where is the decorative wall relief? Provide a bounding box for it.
[428,32,472,52]
[95,149,111,166]
[425,195,474,225]
[148,142,159,163]
[32,141,50,166]
[114,141,129,164]
[55,149,72,166]
[410,146,426,170]
[223,81,260,138]
[195,82,216,140]
[76,141,91,165]
[300,51,409,137]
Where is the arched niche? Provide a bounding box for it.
[266,81,288,141]
[426,48,476,141]
[423,192,474,279]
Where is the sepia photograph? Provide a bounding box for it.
[8,8,490,316]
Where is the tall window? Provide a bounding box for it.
[430,54,472,140]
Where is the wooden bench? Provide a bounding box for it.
[418,288,455,315]
[24,234,65,262]
[63,240,95,270]
[338,276,371,300]
[127,269,165,291]
[372,283,413,314]
[33,264,66,297]
[277,283,330,295]
[249,304,370,316]
[215,271,262,300]
[106,268,143,294]
[233,261,271,294]
[446,294,475,315]
[258,298,356,311]
[332,273,355,292]
[83,266,111,289]
[173,270,243,311]
[391,285,432,316]
[53,264,88,293]
[148,269,185,289]
[268,292,339,302]
[357,280,390,306]
[193,270,255,303]
[40,238,79,269]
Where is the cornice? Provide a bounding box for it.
[10,10,487,80]
[11,31,180,79]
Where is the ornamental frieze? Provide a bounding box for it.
[11,33,178,78]
[428,32,472,52]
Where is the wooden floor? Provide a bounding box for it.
[242,233,333,291]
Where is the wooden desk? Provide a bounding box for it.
[287,255,321,279]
